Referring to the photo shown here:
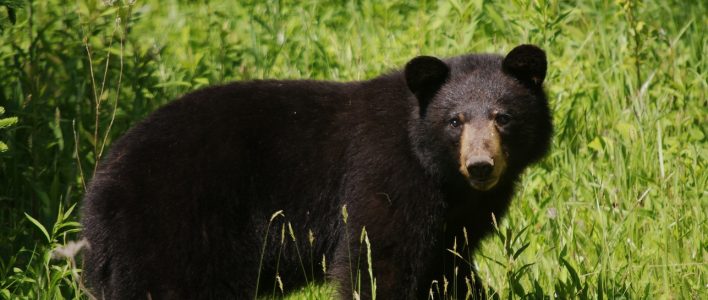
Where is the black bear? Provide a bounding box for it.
[81,44,551,299]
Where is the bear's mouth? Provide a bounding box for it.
[468,177,499,191]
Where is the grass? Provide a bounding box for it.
[0,0,705,299]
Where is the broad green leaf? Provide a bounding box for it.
[588,137,603,152]
[25,213,51,243]
[0,116,18,128]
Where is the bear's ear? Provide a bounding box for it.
[502,44,547,87]
[405,56,450,116]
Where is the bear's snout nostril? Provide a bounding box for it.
[467,159,494,180]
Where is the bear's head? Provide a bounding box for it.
[406,45,552,191]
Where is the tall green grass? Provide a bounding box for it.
[0,0,705,298]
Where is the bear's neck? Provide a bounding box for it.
[440,173,518,246]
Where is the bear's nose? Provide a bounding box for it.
[467,159,493,180]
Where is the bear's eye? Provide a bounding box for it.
[495,113,512,126]
[449,118,462,128]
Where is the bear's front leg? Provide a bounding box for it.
[331,233,436,300]
[330,193,446,299]
[331,250,409,300]
[437,228,488,300]
[437,256,486,300]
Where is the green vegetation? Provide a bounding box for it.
[0,0,705,299]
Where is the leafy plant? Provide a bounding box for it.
[0,106,17,152]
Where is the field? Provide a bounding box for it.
[0,0,705,299]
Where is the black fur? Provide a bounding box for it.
[81,45,552,299]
